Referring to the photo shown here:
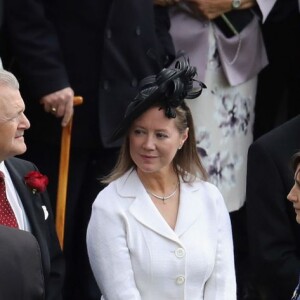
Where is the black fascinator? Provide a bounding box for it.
[110,57,206,141]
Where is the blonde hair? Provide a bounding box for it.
[102,103,207,184]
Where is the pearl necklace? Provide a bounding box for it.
[147,182,179,204]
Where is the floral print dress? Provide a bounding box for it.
[185,25,256,212]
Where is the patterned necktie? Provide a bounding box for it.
[0,171,18,228]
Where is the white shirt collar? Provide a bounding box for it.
[0,160,31,231]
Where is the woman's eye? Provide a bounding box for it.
[133,129,144,135]
[156,132,168,139]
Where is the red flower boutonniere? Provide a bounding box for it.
[24,171,49,194]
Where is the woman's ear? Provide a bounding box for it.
[179,127,189,149]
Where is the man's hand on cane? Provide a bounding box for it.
[40,87,75,127]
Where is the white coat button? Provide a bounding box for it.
[176,276,185,285]
[175,248,185,258]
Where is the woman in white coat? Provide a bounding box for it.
[87,58,236,300]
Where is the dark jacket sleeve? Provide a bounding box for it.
[246,141,300,298]
[4,0,70,99]
[154,5,175,66]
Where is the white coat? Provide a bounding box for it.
[87,168,236,300]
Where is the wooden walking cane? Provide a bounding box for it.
[55,96,83,249]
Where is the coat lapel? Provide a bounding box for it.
[120,170,182,243]
[119,170,203,243]
[175,181,202,237]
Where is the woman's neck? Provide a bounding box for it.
[137,168,179,194]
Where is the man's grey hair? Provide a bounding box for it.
[0,69,19,90]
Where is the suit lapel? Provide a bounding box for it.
[4,159,50,262]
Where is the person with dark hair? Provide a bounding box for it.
[87,59,236,299]
[287,151,300,225]
[246,115,300,299]
[0,68,64,300]
[288,152,300,300]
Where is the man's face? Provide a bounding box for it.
[0,85,30,161]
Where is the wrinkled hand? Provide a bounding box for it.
[186,0,232,19]
[40,87,74,127]
[186,0,256,20]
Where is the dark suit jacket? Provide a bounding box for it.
[253,0,300,139]
[265,0,298,22]
[4,157,65,300]
[0,0,2,27]
[4,0,174,148]
[246,115,300,299]
[0,225,45,300]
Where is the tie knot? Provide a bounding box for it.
[0,171,4,180]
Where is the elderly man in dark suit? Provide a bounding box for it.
[2,0,175,299]
[0,69,64,300]
[246,115,300,299]
[0,225,44,300]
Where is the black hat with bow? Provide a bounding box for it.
[110,57,206,142]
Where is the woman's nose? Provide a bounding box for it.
[143,135,155,149]
[287,184,298,202]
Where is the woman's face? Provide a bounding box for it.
[129,107,188,175]
[287,163,300,224]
